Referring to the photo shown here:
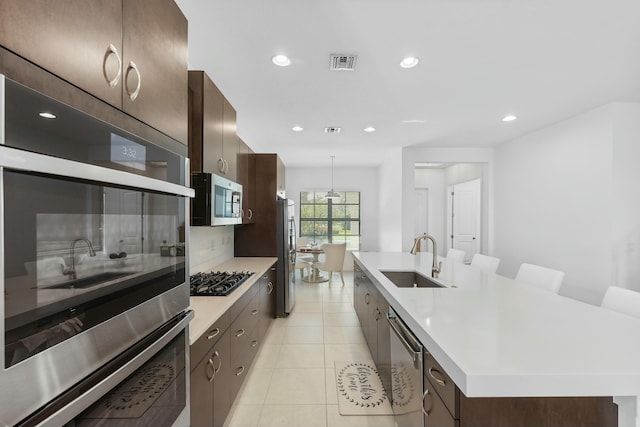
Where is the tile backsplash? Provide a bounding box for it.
[189,225,234,274]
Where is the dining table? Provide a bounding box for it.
[297,247,327,283]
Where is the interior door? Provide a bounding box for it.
[451,179,481,262]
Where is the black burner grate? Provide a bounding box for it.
[189,271,253,296]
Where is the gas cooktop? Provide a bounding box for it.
[189,271,254,296]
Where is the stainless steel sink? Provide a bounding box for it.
[44,271,137,290]
[380,270,445,288]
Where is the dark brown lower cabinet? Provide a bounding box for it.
[423,348,618,427]
[190,329,230,427]
[190,263,276,427]
[259,266,276,340]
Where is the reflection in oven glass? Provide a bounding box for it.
[68,331,186,426]
[4,170,186,368]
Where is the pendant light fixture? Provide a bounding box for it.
[325,156,341,200]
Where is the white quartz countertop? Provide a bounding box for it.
[188,257,277,345]
[352,251,640,398]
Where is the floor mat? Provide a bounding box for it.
[334,360,393,415]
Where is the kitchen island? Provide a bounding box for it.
[353,251,640,427]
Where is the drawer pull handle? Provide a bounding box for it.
[428,367,446,387]
[422,388,432,417]
[251,309,258,316]
[364,293,370,304]
[235,366,245,376]
[251,340,258,348]
[236,328,245,337]
[207,328,220,340]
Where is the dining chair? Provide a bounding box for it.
[601,286,640,319]
[296,237,314,262]
[470,253,501,274]
[515,263,565,293]
[294,259,310,280]
[313,243,347,286]
[446,248,466,264]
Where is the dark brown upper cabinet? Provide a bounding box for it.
[0,0,188,145]
[237,138,256,224]
[188,70,241,182]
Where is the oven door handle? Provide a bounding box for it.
[0,145,194,198]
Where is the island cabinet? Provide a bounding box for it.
[354,260,391,381]
[422,346,619,427]
[188,70,240,180]
[0,0,188,144]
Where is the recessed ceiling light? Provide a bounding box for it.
[272,55,291,67]
[502,115,517,122]
[292,125,304,132]
[400,57,419,69]
[39,112,56,119]
[401,119,426,124]
[363,126,376,133]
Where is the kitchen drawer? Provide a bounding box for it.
[229,279,259,321]
[424,349,459,418]
[424,380,459,427]
[190,310,230,370]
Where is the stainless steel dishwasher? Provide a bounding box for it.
[387,307,424,427]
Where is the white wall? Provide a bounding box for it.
[402,147,495,254]
[189,225,234,274]
[494,104,615,304]
[379,150,403,251]
[611,103,640,292]
[286,165,380,270]
[414,169,446,250]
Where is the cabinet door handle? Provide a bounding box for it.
[364,293,370,304]
[102,44,122,88]
[206,357,215,383]
[235,366,245,376]
[217,157,225,173]
[250,340,258,348]
[251,309,258,316]
[374,308,381,321]
[221,158,228,174]
[125,61,141,101]
[247,208,253,220]
[428,367,446,387]
[240,208,245,218]
[208,351,221,383]
[422,388,432,417]
[267,282,273,294]
[207,327,220,340]
[236,328,245,337]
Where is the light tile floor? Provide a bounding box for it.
[223,271,396,427]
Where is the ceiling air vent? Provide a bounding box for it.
[325,127,342,134]
[329,54,357,71]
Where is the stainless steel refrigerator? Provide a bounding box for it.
[276,197,296,316]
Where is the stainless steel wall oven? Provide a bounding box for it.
[0,66,193,426]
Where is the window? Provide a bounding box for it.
[299,191,360,251]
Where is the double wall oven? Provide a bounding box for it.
[0,62,194,426]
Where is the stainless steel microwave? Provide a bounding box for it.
[191,172,243,226]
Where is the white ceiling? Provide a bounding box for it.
[176,0,640,168]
